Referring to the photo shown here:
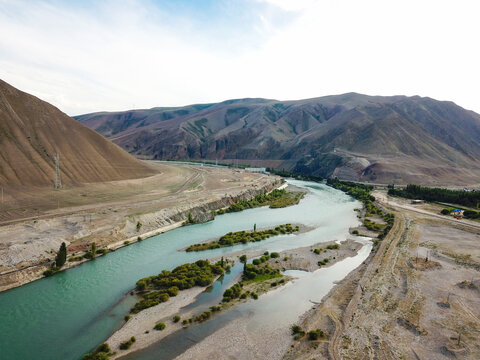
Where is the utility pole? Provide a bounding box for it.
[54,153,62,189]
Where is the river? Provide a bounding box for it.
[0,180,361,360]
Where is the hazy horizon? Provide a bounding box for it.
[1,0,479,115]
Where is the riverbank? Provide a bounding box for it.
[171,238,369,360]
[107,286,211,359]
[105,236,366,359]
[0,163,281,292]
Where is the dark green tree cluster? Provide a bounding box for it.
[186,224,299,251]
[82,343,111,360]
[266,168,323,182]
[119,337,136,350]
[83,242,103,260]
[327,178,395,240]
[388,184,480,209]
[45,242,68,277]
[317,258,330,266]
[131,260,223,313]
[216,189,290,215]
[55,242,67,268]
[222,283,243,302]
[242,263,281,281]
[463,209,480,219]
[291,324,305,340]
[378,213,395,240]
[308,329,325,340]
[194,310,212,322]
[252,253,271,265]
[269,191,305,208]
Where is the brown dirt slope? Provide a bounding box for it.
[0,79,154,186]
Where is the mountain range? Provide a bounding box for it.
[76,93,480,185]
[0,80,154,187]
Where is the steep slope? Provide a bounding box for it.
[0,80,154,186]
[76,93,480,185]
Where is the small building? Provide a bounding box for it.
[451,209,464,219]
[245,167,266,173]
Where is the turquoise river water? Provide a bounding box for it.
[0,180,362,360]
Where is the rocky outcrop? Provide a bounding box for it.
[125,178,282,238]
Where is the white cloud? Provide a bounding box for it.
[0,0,479,115]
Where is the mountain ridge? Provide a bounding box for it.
[75,92,480,185]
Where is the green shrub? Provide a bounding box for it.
[167,286,179,297]
[308,329,324,340]
[119,337,135,350]
[270,252,280,258]
[251,292,258,299]
[464,209,480,219]
[352,230,359,235]
[291,324,305,339]
[223,283,243,302]
[82,343,111,360]
[83,352,109,360]
[43,269,55,277]
[173,315,181,323]
[124,315,131,321]
[195,311,211,322]
[154,322,166,330]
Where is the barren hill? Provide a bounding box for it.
[0,80,154,186]
[76,93,480,185]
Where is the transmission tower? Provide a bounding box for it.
[54,153,62,189]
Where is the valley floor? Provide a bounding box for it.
[285,190,480,360]
[0,162,280,292]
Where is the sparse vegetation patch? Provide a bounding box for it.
[131,260,224,313]
[186,224,299,252]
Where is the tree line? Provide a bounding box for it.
[388,184,480,209]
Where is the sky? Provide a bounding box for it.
[1,0,479,116]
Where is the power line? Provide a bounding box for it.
[54,153,62,189]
